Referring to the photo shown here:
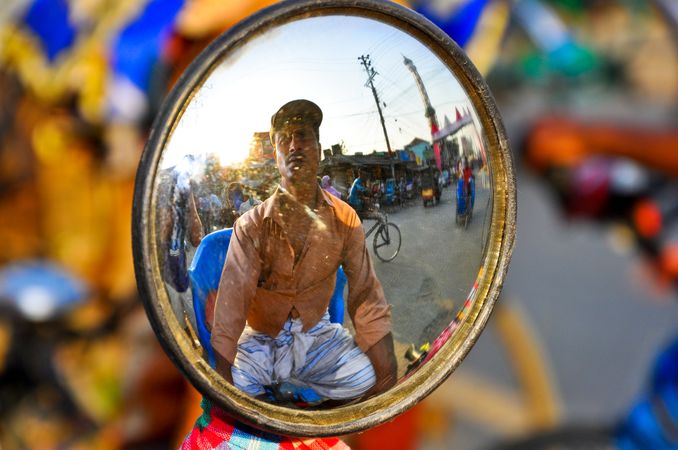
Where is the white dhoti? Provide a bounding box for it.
[232,312,376,400]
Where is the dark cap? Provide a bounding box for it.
[270,99,323,135]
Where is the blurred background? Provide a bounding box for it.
[1,0,677,449]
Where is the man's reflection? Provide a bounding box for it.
[209,100,396,404]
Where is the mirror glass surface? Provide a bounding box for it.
[153,14,492,407]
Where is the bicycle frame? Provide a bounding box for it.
[363,216,386,239]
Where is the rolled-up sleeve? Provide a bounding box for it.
[342,212,392,353]
[210,219,261,364]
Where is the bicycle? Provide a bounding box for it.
[360,209,402,263]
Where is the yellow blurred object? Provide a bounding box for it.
[0,25,103,118]
[65,298,111,332]
[416,301,561,441]
[0,186,42,262]
[417,396,450,443]
[627,23,678,103]
[32,115,107,281]
[464,0,511,75]
[0,104,137,299]
[96,177,137,300]
[607,223,635,256]
[3,388,78,449]
[585,2,678,103]
[104,122,145,179]
[0,0,146,122]
[493,303,561,429]
[72,42,109,124]
[32,116,70,164]
[68,432,122,450]
[54,336,126,423]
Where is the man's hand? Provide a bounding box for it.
[363,332,397,398]
[214,352,234,384]
[186,189,204,247]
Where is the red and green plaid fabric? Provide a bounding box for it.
[180,399,350,450]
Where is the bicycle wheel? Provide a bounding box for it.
[373,222,401,262]
[465,193,473,229]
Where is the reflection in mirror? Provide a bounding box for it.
[154,15,491,408]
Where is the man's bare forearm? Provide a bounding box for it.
[214,352,234,384]
[364,332,397,397]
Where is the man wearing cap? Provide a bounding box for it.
[210,100,396,403]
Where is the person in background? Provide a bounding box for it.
[226,182,245,213]
[348,170,369,211]
[237,190,262,216]
[462,157,474,195]
[321,174,341,199]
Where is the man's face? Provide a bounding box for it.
[273,123,320,186]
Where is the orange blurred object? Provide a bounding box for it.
[525,117,678,178]
[633,200,663,239]
[176,0,411,38]
[660,244,678,279]
[353,403,422,450]
[175,383,206,446]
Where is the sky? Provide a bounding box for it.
[162,14,483,168]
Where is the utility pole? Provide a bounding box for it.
[358,54,393,158]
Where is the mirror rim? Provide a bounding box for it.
[132,0,516,437]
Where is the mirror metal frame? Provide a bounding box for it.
[132,0,516,437]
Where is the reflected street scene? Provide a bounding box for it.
[153,14,492,407]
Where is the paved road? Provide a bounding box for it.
[361,180,493,373]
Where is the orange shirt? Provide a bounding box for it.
[210,187,392,364]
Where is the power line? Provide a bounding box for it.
[358,54,393,158]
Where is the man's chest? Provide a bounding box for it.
[282,213,313,262]
[258,214,344,291]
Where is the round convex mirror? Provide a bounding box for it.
[133,0,515,437]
